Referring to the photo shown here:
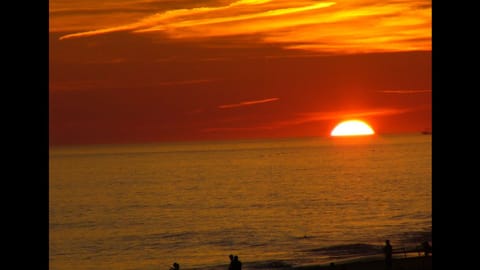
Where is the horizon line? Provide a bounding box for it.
[49,130,429,148]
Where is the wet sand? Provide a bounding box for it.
[294,256,432,270]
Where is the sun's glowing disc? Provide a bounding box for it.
[330,120,375,136]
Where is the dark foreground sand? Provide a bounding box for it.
[294,256,432,270]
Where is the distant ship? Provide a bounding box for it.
[421,130,432,135]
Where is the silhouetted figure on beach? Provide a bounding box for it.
[169,262,179,270]
[384,240,393,270]
[228,255,234,270]
[422,241,432,256]
[231,256,242,270]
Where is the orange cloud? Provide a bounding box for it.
[58,0,281,40]
[296,108,415,121]
[203,107,421,132]
[218,97,279,109]
[54,0,431,54]
[379,90,431,94]
[51,78,215,91]
[267,108,415,128]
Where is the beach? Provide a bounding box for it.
[295,256,432,270]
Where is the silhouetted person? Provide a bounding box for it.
[169,262,179,270]
[329,262,336,268]
[232,256,242,270]
[384,240,393,270]
[228,255,234,270]
[422,241,432,256]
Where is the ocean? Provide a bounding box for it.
[49,134,431,270]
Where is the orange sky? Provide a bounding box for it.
[50,0,431,146]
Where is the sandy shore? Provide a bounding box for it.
[294,256,432,270]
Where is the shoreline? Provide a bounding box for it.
[294,256,432,270]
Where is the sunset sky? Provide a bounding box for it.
[50,0,431,146]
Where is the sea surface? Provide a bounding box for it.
[49,134,431,270]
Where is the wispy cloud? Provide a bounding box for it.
[56,0,431,54]
[202,125,274,132]
[58,0,279,40]
[203,107,418,132]
[378,90,431,94]
[269,108,415,128]
[51,78,215,91]
[218,97,279,109]
[157,79,216,86]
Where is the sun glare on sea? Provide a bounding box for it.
[330,120,375,137]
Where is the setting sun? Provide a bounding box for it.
[330,120,375,137]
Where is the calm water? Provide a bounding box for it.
[49,134,431,270]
